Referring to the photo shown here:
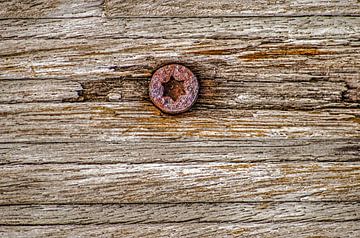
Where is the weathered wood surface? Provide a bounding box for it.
[1,0,359,237]
[1,162,360,203]
[2,139,359,164]
[0,0,103,18]
[1,223,359,238]
[1,103,359,142]
[2,203,359,224]
[105,0,360,17]
[2,17,360,40]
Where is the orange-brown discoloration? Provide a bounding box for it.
[240,48,329,61]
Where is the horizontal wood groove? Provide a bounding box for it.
[2,14,360,20]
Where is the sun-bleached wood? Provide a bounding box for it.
[1,223,359,238]
[0,0,103,18]
[1,17,359,40]
[105,0,360,17]
[1,203,359,225]
[1,1,359,237]
[1,78,356,110]
[1,139,359,164]
[1,0,359,18]
[1,38,359,84]
[0,102,359,143]
[1,162,359,204]
[0,80,82,103]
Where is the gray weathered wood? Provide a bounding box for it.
[0,80,82,103]
[1,222,359,238]
[1,139,359,164]
[1,17,359,40]
[1,78,356,110]
[1,0,359,237]
[1,102,359,143]
[1,162,359,204]
[105,0,360,17]
[1,38,358,83]
[0,0,102,18]
[1,38,358,107]
[1,203,359,225]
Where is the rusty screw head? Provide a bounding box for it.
[149,64,199,114]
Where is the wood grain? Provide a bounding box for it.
[105,0,360,17]
[0,0,102,18]
[1,139,359,164]
[0,38,358,109]
[1,222,359,238]
[0,79,82,103]
[1,77,357,110]
[1,0,359,237]
[1,38,358,82]
[1,162,359,204]
[0,102,359,143]
[1,16,359,40]
[1,16,358,109]
[1,202,359,224]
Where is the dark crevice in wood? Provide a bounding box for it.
[2,220,359,226]
[1,15,360,20]
[0,201,359,206]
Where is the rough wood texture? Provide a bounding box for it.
[1,17,359,40]
[0,0,102,18]
[1,162,359,203]
[1,223,359,238]
[105,0,360,17]
[0,80,82,103]
[1,0,359,237]
[1,203,359,224]
[1,103,359,143]
[1,139,359,164]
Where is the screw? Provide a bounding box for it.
[149,64,199,114]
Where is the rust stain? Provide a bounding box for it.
[240,48,329,61]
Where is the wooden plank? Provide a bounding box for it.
[1,222,359,238]
[0,80,82,104]
[1,139,359,164]
[0,77,355,110]
[105,0,360,17]
[1,203,359,225]
[0,162,359,203]
[0,38,358,108]
[0,0,103,18]
[1,38,358,81]
[0,102,359,143]
[1,17,359,40]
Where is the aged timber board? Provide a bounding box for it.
[0,0,359,237]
